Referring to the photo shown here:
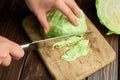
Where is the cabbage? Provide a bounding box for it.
[96,0,120,35]
[44,8,89,62]
[45,8,87,38]
[61,39,89,62]
[53,36,84,48]
[52,36,89,62]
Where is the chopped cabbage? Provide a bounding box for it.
[53,36,89,62]
[53,36,84,48]
[61,39,89,62]
[96,0,120,35]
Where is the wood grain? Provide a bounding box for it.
[22,13,116,80]
[0,0,118,80]
[0,1,29,80]
[0,1,52,80]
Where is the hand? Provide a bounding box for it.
[25,0,81,33]
[0,36,24,66]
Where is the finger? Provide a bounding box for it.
[0,42,10,65]
[9,42,24,60]
[55,1,78,26]
[64,0,81,18]
[0,58,4,65]
[35,10,49,34]
[1,55,11,66]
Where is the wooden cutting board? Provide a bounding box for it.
[22,15,116,80]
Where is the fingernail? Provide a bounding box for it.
[44,28,48,34]
[77,14,81,18]
[74,19,78,26]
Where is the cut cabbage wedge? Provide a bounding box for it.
[96,0,120,35]
[45,8,87,38]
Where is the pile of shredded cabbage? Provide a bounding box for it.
[53,36,89,62]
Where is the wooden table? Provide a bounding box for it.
[0,0,119,80]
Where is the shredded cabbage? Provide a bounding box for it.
[53,36,84,48]
[61,39,89,62]
[53,36,89,62]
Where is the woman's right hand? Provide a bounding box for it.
[0,36,24,66]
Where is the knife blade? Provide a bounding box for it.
[20,35,71,50]
[20,32,91,50]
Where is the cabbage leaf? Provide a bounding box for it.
[61,39,89,62]
[96,0,120,35]
[45,8,87,38]
[53,36,89,62]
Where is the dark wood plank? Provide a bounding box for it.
[0,0,60,80]
[0,0,31,80]
[118,37,120,80]
[19,50,53,80]
[76,0,95,20]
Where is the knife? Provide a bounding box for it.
[20,32,91,50]
[20,35,70,50]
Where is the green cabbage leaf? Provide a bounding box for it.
[96,0,120,35]
[45,8,87,38]
[53,36,84,48]
[53,36,89,62]
[61,39,89,62]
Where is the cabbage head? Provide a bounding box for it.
[96,0,120,35]
[45,8,87,38]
